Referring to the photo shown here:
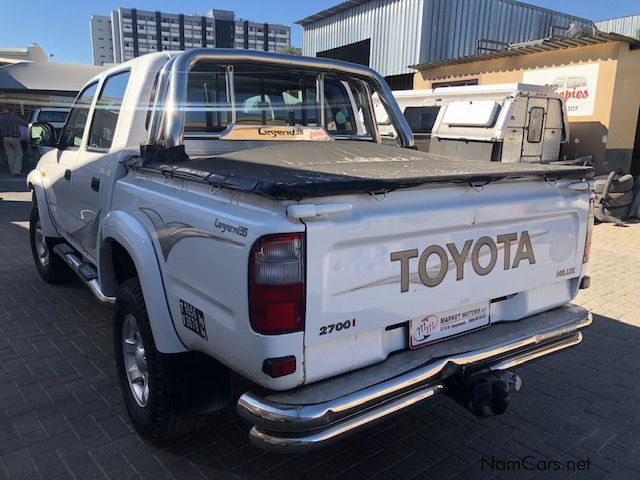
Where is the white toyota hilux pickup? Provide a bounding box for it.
[26,49,593,452]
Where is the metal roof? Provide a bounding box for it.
[296,0,370,25]
[596,15,640,39]
[297,0,591,26]
[0,61,105,93]
[411,31,640,70]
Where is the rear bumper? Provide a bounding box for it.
[237,304,591,452]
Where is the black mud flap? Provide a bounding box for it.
[159,351,231,417]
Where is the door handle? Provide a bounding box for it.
[91,177,100,192]
[64,169,71,181]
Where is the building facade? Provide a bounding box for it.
[234,20,291,51]
[412,32,640,176]
[90,16,114,65]
[91,7,291,65]
[298,0,593,88]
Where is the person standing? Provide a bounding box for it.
[0,107,26,176]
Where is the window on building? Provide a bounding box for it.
[87,70,131,151]
[60,82,98,150]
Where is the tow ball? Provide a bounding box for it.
[445,370,522,417]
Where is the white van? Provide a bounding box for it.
[374,83,570,163]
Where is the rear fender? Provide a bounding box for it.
[98,210,187,353]
[26,169,60,238]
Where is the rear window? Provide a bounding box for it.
[183,62,371,138]
[403,106,440,134]
[527,107,545,144]
[185,66,230,133]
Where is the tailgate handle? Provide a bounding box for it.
[287,203,352,220]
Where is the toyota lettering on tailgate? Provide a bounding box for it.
[391,231,536,292]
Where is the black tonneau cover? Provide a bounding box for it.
[130,141,593,200]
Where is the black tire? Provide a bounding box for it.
[114,277,199,441]
[603,190,634,208]
[594,174,634,194]
[29,203,73,284]
[605,205,630,220]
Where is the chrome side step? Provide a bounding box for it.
[53,244,115,304]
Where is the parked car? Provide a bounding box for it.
[27,50,593,452]
[28,107,69,139]
[374,83,570,163]
[27,107,70,163]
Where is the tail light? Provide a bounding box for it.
[583,198,594,263]
[249,234,305,334]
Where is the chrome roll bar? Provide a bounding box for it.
[146,48,414,149]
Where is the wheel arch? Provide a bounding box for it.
[27,169,60,238]
[98,210,187,353]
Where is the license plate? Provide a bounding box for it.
[409,301,490,349]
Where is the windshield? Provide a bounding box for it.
[184,61,373,139]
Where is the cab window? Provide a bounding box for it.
[60,82,98,150]
[87,70,131,151]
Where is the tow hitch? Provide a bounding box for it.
[445,370,522,417]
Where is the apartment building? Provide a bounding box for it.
[90,15,114,65]
[234,19,292,51]
[90,7,291,65]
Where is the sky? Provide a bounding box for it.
[0,0,638,64]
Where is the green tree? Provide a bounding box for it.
[280,46,302,55]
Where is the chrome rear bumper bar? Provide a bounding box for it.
[238,308,591,452]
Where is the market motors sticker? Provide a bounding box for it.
[409,301,490,349]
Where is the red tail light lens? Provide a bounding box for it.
[249,234,305,334]
[583,198,594,264]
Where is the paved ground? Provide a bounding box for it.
[1,175,639,480]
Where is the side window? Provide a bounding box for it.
[404,106,441,134]
[527,107,545,144]
[87,70,131,151]
[60,83,98,150]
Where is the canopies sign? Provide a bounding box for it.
[523,64,599,117]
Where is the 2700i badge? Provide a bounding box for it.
[409,301,490,349]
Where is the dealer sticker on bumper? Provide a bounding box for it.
[409,301,490,349]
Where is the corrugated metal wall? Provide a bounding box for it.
[301,0,592,76]
[420,0,591,62]
[596,15,640,39]
[302,0,425,77]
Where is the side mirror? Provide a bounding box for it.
[28,122,57,147]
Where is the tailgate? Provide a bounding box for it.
[302,179,590,383]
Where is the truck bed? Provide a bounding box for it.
[130,141,593,200]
